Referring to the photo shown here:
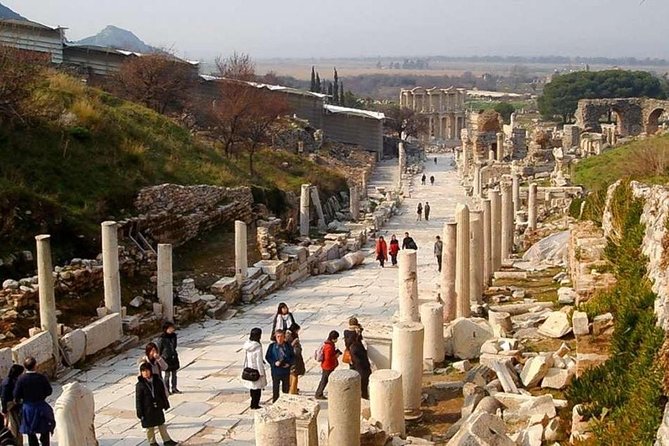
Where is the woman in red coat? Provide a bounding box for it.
[375,236,388,268]
[388,234,400,266]
[315,331,341,399]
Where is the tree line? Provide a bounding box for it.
[309,67,361,107]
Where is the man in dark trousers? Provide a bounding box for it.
[265,329,294,402]
[424,202,431,221]
[402,232,418,250]
[13,357,54,446]
[434,235,443,272]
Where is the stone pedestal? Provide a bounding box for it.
[512,171,520,222]
[255,406,298,446]
[392,322,424,419]
[528,183,538,230]
[369,370,405,437]
[398,250,419,322]
[309,186,327,231]
[274,394,320,446]
[235,221,248,285]
[441,222,457,322]
[455,204,471,318]
[473,162,482,198]
[328,370,362,446]
[300,184,311,237]
[488,150,495,162]
[496,133,504,160]
[350,186,359,220]
[35,235,59,365]
[500,180,513,260]
[420,302,445,365]
[482,199,492,287]
[101,221,121,315]
[469,211,484,305]
[490,189,502,272]
[157,244,174,322]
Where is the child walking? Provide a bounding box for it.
[136,362,177,446]
[158,322,181,394]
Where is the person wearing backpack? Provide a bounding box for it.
[158,322,180,395]
[315,331,341,400]
[265,329,294,402]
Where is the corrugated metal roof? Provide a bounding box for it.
[199,75,325,99]
[0,18,64,32]
[324,105,385,121]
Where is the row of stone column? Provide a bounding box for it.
[300,183,365,237]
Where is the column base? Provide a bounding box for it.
[404,409,423,422]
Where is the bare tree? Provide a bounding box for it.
[115,53,197,114]
[381,104,428,140]
[0,46,48,126]
[243,90,288,176]
[215,52,256,81]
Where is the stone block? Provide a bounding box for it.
[12,331,53,366]
[206,301,228,319]
[592,312,614,336]
[557,287,577,305]
[516,423,543,446]
[445,318,494,360]
[491,361,519,394]
[572,311,589,336]
[61,329,86,365]
[520,356,550,388]
[448,411,514,446]
[518,394,556,422]
[541,368,573,390]
[452,360,472,372]
[274,394,319,446]
[82,313,122,357]
[537,312,572,338]
[0,348,13,379]
[122,315,140,332]
[210,277,238,294]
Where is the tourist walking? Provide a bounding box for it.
[265,329,294,402]
[271,303,297,341]
[135,362,177,446]
[421,174,426,185]
[158,322,181,395]
[434,157,437,164]
[416,203,423,221]
[430,175,435,186]
[375,236,388,268]
[434,235,443,272]
[242,328,266,409]
[140,343,169,396]
[315,331,341,400]
[389,235,400,266]
[350,335,372,399]
[287,323,305,395]
[1,365,24,445]
[424,202,431,221]
[13,357,54,446]
[402,232,418,250]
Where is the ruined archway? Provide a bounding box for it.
[645,108,666,135]
[576,98,669,137]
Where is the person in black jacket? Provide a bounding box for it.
[13,357,53,446]
[158,322,180,394]
[402,232,418,250]
[1,365,23,445]
[349,334,372,399]
[136,362,177,446]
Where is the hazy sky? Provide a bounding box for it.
[4,0,668,60]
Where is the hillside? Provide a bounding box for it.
[73,25,155,53]
[0,70,347,263]
[0,3,24,20]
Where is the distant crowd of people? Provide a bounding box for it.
[374,232,443,272]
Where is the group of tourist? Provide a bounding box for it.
[375,231,443,272]
[241,303,372,409]
[416,202,431,221]
[420,173,436,186]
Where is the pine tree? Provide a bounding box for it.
[310,66,316,92]
[333,68,339,105]
[316,73,321,93]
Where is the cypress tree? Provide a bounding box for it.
[327,82,333,97]
[333,68,339,105]
[316,73,321,93]
[340,82,346,106]
[310,66,316,92]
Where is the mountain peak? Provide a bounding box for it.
[0,3,26,20]
[74,25,156,53]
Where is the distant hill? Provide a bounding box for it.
[73,25,156,53]
[0,3,25,20]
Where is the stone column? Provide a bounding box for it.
[35,235,59,365]
[254,407,298,446]
[469,211,484,306]
[234,221,248,285]
[328,370,361,446]
[420,302,445,365]
[512,171,520,222]
[473,162,482,198]
[101,221,121,315]
[369,370,405,437]
[482,199,492,287]
[157,244,174,322]
[398,250,419,322]
[441,222,457,322]
[528,183,538,230]
[490,189,502,272]
[496,132,504,161]
[361,172,368,198]
[350,186,359,220]
[391,322,424,419]
[299,184,310,237]
[462,144,469,173]
[500,179,514,260]
[455,204,471,318]
[310,186,327,231]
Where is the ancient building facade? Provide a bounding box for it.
[575,98,669,137]
[399,87,467,141]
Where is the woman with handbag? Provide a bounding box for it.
[242,328,267,410]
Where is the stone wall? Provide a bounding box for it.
[568,221,616,302]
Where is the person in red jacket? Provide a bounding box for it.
[375,236,388,268]
[388,234,400,266]
[315,331,341,400]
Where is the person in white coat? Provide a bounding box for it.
[243,327,267,409]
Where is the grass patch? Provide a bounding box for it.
[567,182,665,445]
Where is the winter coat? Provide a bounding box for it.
[350,341,372,379]
[321,341,339,371]
[289,337,305,376]
[242,340,267,390]
[1,376,18,414]
[375,239,388,261]
[424,204,431,217]
[265,342,294,377]
[138,356,169,395]
[135,375,170,428]
[343,326,363,350]
[434,240,443,257]
[402,237,417,250]
[417,204,423,214]
[271,313,296,337]
[158,332,180,371]
[389,239,400,256]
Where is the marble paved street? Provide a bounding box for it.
[48,153,469,445]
